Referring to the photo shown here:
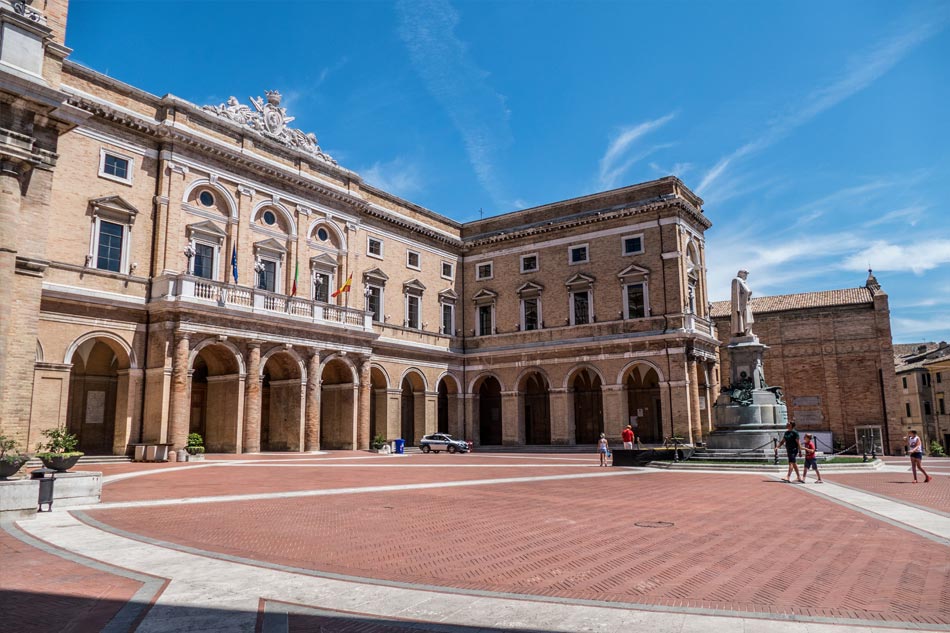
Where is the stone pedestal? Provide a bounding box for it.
[706,336,788,452]
[0,471,101,521]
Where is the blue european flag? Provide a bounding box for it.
[231,244,238,283]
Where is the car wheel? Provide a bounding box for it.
[448,445,457,454]
[421,445,431,453]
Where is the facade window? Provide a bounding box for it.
[622,234,644,256]
[571,290,591,325]
[366,285,383,323]
[625,282,647,319]
[477,304,494,336]
[406,294,421,329]
[569,244,589,265]
[407,250,421,270]
[192,242,215,279]
[902,376,908,389]
[477,262,493,280]
[923,373,930,386]
[906,402,912,417]
[98,149,133,184]
[441,261,454,280]
[262,210,277,226]
[441,302,455,335]
[316,227,330,242]
[938,372,943,384]
[522,297,540,331]
[313,272,331,302]
[367,237,383,259]
[199,191,215,207]
[940,398,946,415]
[257,259,277,292]
[924,401,932,416]
[96,221,124,272]
[521,254,539,273]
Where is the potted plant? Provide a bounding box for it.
[371,434,391,454]
[35,426,83,472]
[186,433,205,461]
[0,434,29,480]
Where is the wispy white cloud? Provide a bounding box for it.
[891,314,950,340]
[361,157,423,198]
[698,15,949,198]
[598,112,677,189]
[317,57,349,87]
[396,0,513,208]
[865,204,928,228]
[841,239,950,274]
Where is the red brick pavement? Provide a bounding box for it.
[100,463,592,502]
[0,525,144,632]
[824,470,950,514]
[88,471,950,626]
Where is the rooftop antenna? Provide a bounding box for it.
[479,207,484,220]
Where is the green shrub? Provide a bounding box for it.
[0,434,26,464]
[35,426,79,454]
[372,434,387,450]
[931,440,946,457]
[186,433,205,455]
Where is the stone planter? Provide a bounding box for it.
[0,457,29,480]
[38,453,83,472]
[186,452,205,461]
[371,445,392,454]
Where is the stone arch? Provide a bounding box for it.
[189,340,244,453]
[568,365,604,445]
[400,367,428,392]
[65,334,136,455]
[563,363,606,391]
[260,349,305,451]
[518,369,551,446]
[182,178,238,220]
[400,368,428,446]
[473,374,503,446]
[260,346,307,382]
[369,364,390,441]
[307,218,347,251]
[468,371,505,394]
[252,200,297,236]
[64,330,136,369]
[320,355,358,449]
[617,359,665,385]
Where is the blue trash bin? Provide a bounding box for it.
[394,438,405,454]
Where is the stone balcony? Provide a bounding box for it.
[151,274,374,332]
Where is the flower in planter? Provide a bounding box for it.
[35,426,82,459]
[371,434,387,450]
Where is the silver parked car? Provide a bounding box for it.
[419,433,471,453]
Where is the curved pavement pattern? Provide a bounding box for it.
[6,453,950,633]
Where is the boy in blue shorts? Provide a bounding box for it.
[801,433,823,483]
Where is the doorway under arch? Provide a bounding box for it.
[625,365,662,443]
[261,351,304,451]
[520,371,551,445]
[369,366,389,442]
[400,370,426,446]
[320,357,356,449]
[570,368,603,444]
[475,375,503,446]
[66,337,132,455]
[437,374,461,437]
[189,343,243,452]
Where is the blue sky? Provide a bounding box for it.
[67,1,950,342]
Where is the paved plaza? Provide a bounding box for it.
[2,453,949,632]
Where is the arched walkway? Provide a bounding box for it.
[437,374,462,437]
[321,357,356,449]
[190,343,243,452]
[624,364,663,442]
[400,370,426,446]
[261,351,304,451]
[369,366,389,442]
[520,371,551,445]
[66,337,132,455]
[570,368,603,444]
[475,375,503,446]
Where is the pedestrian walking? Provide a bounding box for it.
[801,433,823,483]
[907,430,931,484]
[622,424,635,450]
[777,421,803,483]
[598,433,609,467]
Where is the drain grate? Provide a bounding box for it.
[634,521,674,529]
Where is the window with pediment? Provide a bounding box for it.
[439,288,458,336]
[404,279,426,329]
[566,273,595,326]
[185,220,227,280]
[517,282,544,331]
[618,264,651,320]
[363,268,388,323]
[87,196,138,274]
[473,289,497,336]
[310,252,338,303]
[254,238,286,293]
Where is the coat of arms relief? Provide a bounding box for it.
[203,90,336,165]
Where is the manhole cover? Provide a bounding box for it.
[634,521,674,529]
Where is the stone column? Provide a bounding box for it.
[463,393,479,445]
[548,388,571,445]
[357,360,372,449]
[423,391,439,437]
[658,381,674,440]
[168,333,191,450]
[243,342,262,453]
[703,362,715,433]
[688,359,703,444]
[501,391,522,445]
[304,350,321,451]
[386,389,402,440]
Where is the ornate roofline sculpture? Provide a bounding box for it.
[203,90,336,165]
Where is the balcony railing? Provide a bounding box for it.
[152,274,373,331]
[683,313,716,337]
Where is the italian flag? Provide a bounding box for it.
[291,260,299,296]
[331,272,353,298]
